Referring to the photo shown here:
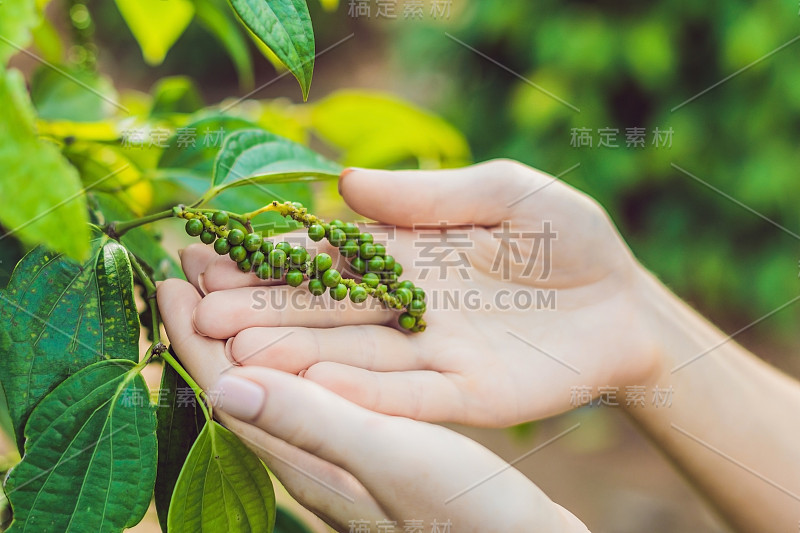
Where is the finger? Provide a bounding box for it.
[213,367,574,528]
[228,325,422,373]
[192,286,395,339]
[304,362,465,423]
[156,279,387,526]
[179,243,219,294]
[339,159,551,227]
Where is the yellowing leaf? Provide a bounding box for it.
[114,0,195,65]
[310,90,471,168]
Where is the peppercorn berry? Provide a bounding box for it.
[367,256,385,273]
[214,237,231,255]
[358,233,373,245]
[256,264,271,280]
[200,230,216,244]
[228,228,245,245]
[340,240,359,258]
[374,243,386,257]
[359,242,376,259]
[398,313,416,330]
[383,255,396,271]
[362,272,380,288]
[329,228,346,247]
[290,246,308,265]
[286,269,304,287]
[308,279,325,296]
[322,268,341,288]
[350,257,366,274]
[250,251,265,269]
[244,233,262,252]
[229,245,247,263]
[212,211,229,227]
[398,280,415,291]
[393,263,403,276]
[343,223,359,239]
[260,240,273,254]
[330,219,344,229]
[270,266,285,279]
[237,258,252,273]
[314,253,332,273]
[408,299,426,317]
[185,219,204,236]
[308,224,325,242]
[268,249,287,268]
[349,285,368,303]
[412,288,426,301]
[330,283,347,301]
[395,287,413,306]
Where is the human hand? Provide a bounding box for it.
[156,278,589,532]
[181,160,661,426]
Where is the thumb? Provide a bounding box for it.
[339,159,552,227]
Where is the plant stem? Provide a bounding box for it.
[111,209,175,237]
[162,349,212,422]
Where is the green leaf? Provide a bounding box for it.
[212,129,341,189]
[310,90,472,168]
[3,360,157,532]
[150,76,205,117]
[29,66,118,122]
[0,68,90,260]
[196,0,255,90]
[158,115,259,175]
[0,231,140,451]
[0,0,38,65]
[168,420,276,532]
[154,355,206,532]
[89,193,183,281]
[114,0,195,65]
[274,507,316,533]
[227,0,315,99]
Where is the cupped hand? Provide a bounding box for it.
[156,279,589,532]
[181,160,660,426]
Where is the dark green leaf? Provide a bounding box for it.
[154,355,206,532]
[227,0,315,99]
[3,360,157,532]
[0,231,140,451]
[168,420,276,532]
[274,507,316,533]
[196,0,255,89]
[212,129,341,189]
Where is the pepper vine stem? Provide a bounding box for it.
[127,250,213,422]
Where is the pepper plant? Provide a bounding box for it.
[0,1,468,531]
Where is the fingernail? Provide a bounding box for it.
[224,337,240,366]
[214,375,265,421]
[298,369,307,378]
[338,167,361,196]
[197,272,208,296]
[191,307,208,337]
[177,248,184,259]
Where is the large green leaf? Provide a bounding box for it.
[168,420,276,532]
[154,355,206,532]
[150,76,205,117]
[0,0,38,65]
[3,360,157,532]
[227,0,315,99]
[114,0,195,65]
[274,507,316,533]
[0,231,140,451]
[212,129,341,189]
[0,68,90,261]
[196,0,255,89]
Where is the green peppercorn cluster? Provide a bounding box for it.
[180,202,427,332]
